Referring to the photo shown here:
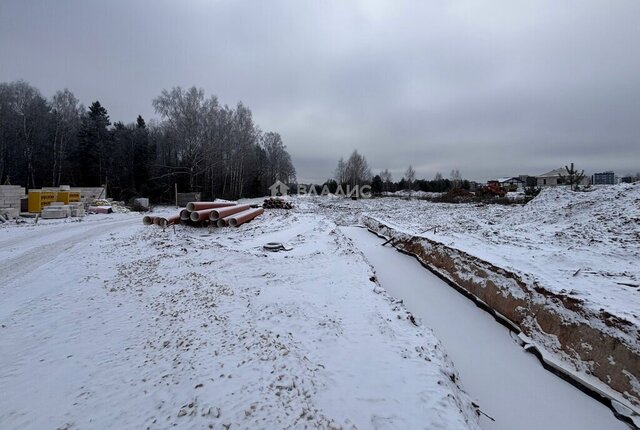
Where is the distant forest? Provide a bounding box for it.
[0,81,296,202]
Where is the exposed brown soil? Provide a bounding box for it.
[364,217,640,414]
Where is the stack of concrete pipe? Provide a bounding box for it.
[142,201,264,228]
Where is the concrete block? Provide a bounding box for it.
[0,208,19,219]
[0,185,26,197]
[41,186,106,201]
[40,209,68,219]
[70,207,85,217]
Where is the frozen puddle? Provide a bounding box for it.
[342,226,627,430]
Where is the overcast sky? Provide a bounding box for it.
[1,1,639,182]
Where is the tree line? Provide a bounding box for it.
[0,80,296,202]
[317,150,469,195]
[368,169,470,194]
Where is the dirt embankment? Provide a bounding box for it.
[363,216,640,421]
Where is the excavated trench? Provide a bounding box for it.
[345,218,640,429]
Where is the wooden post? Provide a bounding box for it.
[175,183,178,207]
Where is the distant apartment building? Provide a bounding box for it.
[621,175,639,183]
[592,171,616,185]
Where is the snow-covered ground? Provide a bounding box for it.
[0,210,480,429]
[343,226,627,430]
[2,185,637,429]
[382,190,444,199]
[291,184,640,423]
[296,184,640,329]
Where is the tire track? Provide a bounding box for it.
[0,217,130,249]
[0,218,135,286]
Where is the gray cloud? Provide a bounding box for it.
[1,0,639,182]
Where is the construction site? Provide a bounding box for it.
[2,2,640,429]
[1,182,639,430]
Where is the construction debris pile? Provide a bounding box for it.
[143,201,264,228]
[88,199,130,214]
[262,197,293,209]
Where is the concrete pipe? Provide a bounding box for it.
[158,214,181,228]
[186,201,237,211]
[228,208,264,227]
[208,204,250,221]
[142,215,155,225]
[190,208,217,222]
[216,215,234,227]
[180,209,191,221]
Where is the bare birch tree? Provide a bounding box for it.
[405,165,416,190]
[153,86,211,190]
[334,157,346,185]
[262,131,296,185]
[50,89,82,186]
[380,168,393,192]
[344,150,371,187]
[12,81,49,188]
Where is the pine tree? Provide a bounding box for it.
[559,162,585,191]
[371,175,383,195]
[136,115,146,129]
[133,115,152,194]
[75,101,111,186]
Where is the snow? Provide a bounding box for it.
[0,210,479,429]
[299,184,640,329]
[383,190,444,199]
[3,185,637,428]
[291,185,640,422]
[342,225,627,430]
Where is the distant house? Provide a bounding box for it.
[518,175,537,187]
[495,177,524,192]
[537,168,565,187]
[536,168,590,187]
[592,171,616,185]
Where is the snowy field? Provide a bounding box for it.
[0,210,480,429]
[296,184,640,330]
[1,184,637,429]
[293,184,640,424]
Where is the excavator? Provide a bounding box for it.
[477,180,507,198]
